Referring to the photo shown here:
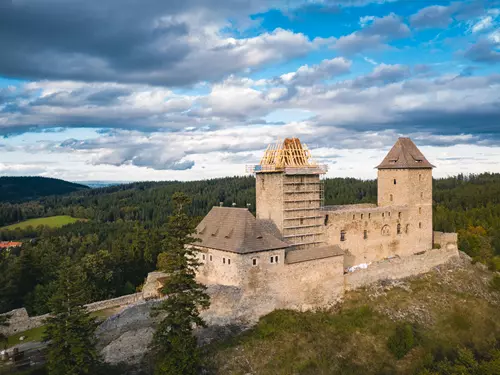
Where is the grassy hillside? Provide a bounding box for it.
[207,255,500,375]
[0,176,89,203]
[0,215,83,230]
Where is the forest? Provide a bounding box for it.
[0,173,499,315]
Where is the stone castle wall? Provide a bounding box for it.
[345,244,459,291]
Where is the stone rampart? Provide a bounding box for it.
[1,293,144,336]
[433,231,458,249]
[344,246,459,290]
[85,293,143,312]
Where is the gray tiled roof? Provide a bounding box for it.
[285,245,344,264]
[376,137,435,169]
[192,207,290,254]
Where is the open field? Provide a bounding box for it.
[1,216,84,231]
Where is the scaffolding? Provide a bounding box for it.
[247,138,328,251]
[281,174,326,250]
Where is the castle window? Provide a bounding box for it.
[406,224,410,234]
[388,212,391,217]
[353,214,355,220]
[210,255,213,262]
[382,213,385,218]
[369,213,371,219]
[324,214,329,226]
[252,258,257,266]
[419,207,422,214]
[361,214,364,219]
[381,225,390,236]
[394,179,397,185]
[420,192,423,199]
[228,258,231,265]
[270,256,274,264]
[275,256,279,263]
[202,254,206,261]
[398,212,402,219]
[419,222,422,229]
[300,218,304,225]
[363,230,368,240]
[340,230,346,241]
[390,194,393,202]
[223,258,226,264]
[419,174,422,181]
[397,224,401,235]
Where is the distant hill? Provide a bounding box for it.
[0,176,89,203]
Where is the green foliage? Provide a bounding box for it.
[490,274,500,292]
[152,192,210,375]
[43,258,102,375]
[387,323,417,359]
[0,176,88,203]
[0,313,9,349]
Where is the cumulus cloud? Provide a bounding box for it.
[278,58,352,86]
[464,39,500,63]
[0,1,319,86]
[410,5,455,29]
[352,64,410,88]
[332,13,410,54]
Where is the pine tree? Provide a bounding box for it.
[152,192,210,375]
[0,314,9,349]
[43,258,101,375]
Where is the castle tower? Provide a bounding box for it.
[248,138,328,251]
[376,137,435,251]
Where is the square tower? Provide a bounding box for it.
[249,139,327,251]
[376,137,435,252]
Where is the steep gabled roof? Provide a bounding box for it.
[376,137,435,169]
[192,207,290,254]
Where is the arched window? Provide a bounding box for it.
[363,230,368,240]
[353,214,355,220]
[420,192,423,199]
[419,222,422,229]
[397,224,401,235]
[398,212,402,219]
[381,225,390,236]
[419,207,422,214]
[390,194,393,202]
[405,224,410,234]
[394,179,397,185]
[340,230,346,241]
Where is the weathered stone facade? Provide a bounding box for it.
[192,137,459,313]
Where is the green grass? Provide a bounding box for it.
[3,306,122,349]
[6,326,46,348]
[1,216,84,230]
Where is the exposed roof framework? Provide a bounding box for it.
[247,138,328,174]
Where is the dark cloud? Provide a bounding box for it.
[352,64,410,88]
[333,13,410,54]
[0,0,315,86]
[410,5,455,29]
[464,39,500,64]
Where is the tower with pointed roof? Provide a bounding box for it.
[377,137,435,252]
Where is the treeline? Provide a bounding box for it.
[0,221,163,315]
[0,176,88,203]
[1,173,500,315]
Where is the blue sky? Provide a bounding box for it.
[0,0,499,181]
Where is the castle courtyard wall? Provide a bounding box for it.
[345,245,459,290]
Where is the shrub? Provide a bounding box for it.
[432,243,441,249]
[490,274,500,292]
[387,323,416,359]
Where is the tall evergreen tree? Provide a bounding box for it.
[152,192,210,375]
[0,314,9,349]
[43,258,101,375]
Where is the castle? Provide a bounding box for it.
[192,137,459,310]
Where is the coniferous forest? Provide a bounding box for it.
[0,173,500,316]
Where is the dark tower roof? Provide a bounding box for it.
[376,137,435,169]
[192,207,290,254]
